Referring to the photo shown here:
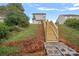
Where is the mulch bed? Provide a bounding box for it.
[3,24,46,56]
[59,34,79,53]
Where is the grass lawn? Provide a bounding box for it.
[3,24,39,42]
[0,46,20,56]
[59,25,79,47]
[0,24,39,55]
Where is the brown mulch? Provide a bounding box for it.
[59,34,79,53]
[3,24,46,56]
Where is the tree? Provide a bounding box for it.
[18,13,29,27]
[0,3,30,41]
[4,3,29,27]
[6,3,24,14]
[7,3,24,11]
[5,12,29,27]
[5,12,19,26]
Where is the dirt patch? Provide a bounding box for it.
[3,24,46,56]
[59,34,79,53]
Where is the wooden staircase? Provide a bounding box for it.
[43,20,58,42]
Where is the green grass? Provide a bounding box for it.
[0,24,39,56]
[4,24,39,42]
[59,25,79,47]
[0,46,20,56]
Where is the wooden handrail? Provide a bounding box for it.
[50,22,58,39]
[42,20,58,42]
[50,22,58,34]
[47,22,58,39]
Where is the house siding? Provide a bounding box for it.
[32,13,46,24]
[56,15,79,24]
[0,16,5,22]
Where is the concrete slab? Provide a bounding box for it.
[45,42,79,56]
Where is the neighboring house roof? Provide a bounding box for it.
[32,13,46,21]
[59,14,79,16]
[33,13,46,15]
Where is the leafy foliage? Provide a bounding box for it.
[0,3,29,27]
[4,3,29,27]
[4,12,19,26]
[7,3,24,12]
[64,18,79,30]
[5,12,29,27]
[0,3,29,41]
[0,23,9,40]
[18,13,29,27]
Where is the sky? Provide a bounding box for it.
[0,3,79,23]
[22,3,79,23]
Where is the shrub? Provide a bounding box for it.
[18,13,29,27]
[64,18,79,30]
[4,12,19,26]
[5,12,29,28]
[0,23,9,40]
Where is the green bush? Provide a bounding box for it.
[64,18,79,30]
[18,14,29,27]
[5,12,29,28]
[4,12,20,26]
[0,23,9,40]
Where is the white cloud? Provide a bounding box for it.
[67,7,79,10]
[63,3,79,11]
[73,3,79,7]
[28,3,79,11]
[38,7,67,11]
[65,3,79,11]
[38,7,59,11]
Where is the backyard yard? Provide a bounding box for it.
[0,24,46,56]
